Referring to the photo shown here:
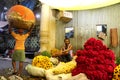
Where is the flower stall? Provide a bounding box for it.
[25,38,117,80]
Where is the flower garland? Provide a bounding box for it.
[32,55,53,70]
[52,60,76,74]
[72,38,116,80]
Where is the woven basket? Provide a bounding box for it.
[7,5,35,30]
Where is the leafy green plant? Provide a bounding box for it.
[40,51,51,58]
[116,57,120,65]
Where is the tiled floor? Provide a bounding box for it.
[0,57,46,80]
[0,56,32,76]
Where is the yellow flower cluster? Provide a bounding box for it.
[52,60,76,74]
[32,55,53,70]
[112,65,120,80]
[51,48,61,57]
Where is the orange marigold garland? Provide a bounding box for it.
[7,5,35,30]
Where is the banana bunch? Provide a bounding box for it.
[32,55,53,70]
[51,48,61,57]
[52,60,76,74]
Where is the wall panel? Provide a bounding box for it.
[56,3,120,57]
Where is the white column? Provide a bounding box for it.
[40,4,49,51]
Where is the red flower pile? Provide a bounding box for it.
[72,38,116,80]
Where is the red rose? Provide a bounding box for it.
[72,38,116,80]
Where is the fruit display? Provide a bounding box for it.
[7,5,35,30]
[32,55,53,70]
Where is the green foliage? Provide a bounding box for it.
[40,51,51,58]
[116,57,120,65]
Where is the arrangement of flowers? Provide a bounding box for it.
[112,64,120,80]
[72,37,116,80]
[32,55,53,70]
[51,48,61,57]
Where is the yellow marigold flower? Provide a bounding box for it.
[32,55,53,69]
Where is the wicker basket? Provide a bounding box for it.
[7,5,35,30]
